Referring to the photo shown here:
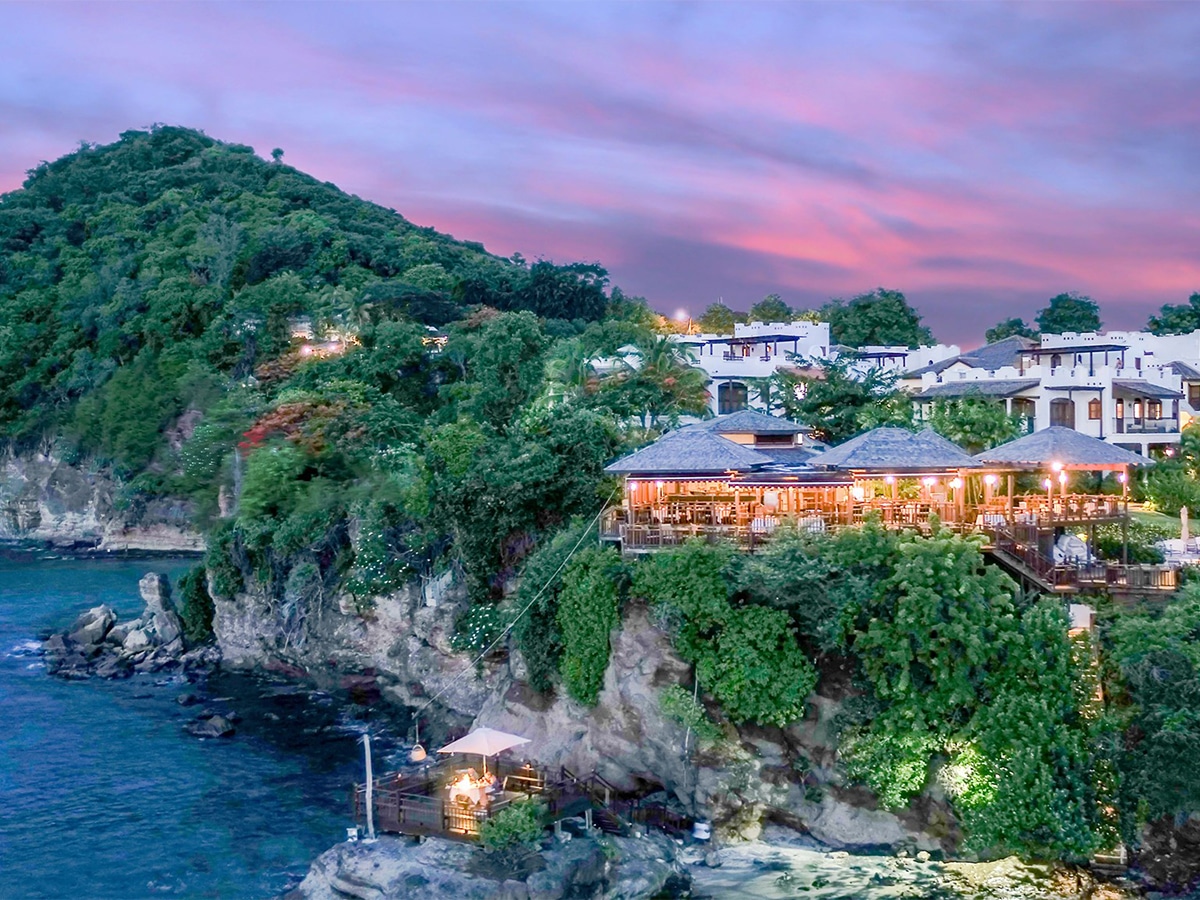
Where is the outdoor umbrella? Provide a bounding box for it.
[438,727,530,777]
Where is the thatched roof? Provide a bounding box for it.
[604,429,774,476]
[974,426,1153,469]
[695,410,808,435]
[807,427,981,472]
[915,379,1039,400]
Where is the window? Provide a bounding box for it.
[718,382,748,415]
[1087,398,1102,420]
[1050,398,1076,429]
[1147,400,1163,420]
[1189,384,1200,409]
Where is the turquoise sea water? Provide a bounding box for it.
[0,550,379,899]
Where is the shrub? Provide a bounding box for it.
[696,604,816,727]
[557,547,622,705]
[204,520,244,600]
[659,684,722,744]
[632,542,817,728]
[177,565,216,645]
[1094,519,1172,564]
[478,799,544,860]
[451,602,516,657]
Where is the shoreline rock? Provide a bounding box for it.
[283,830,690,900]
[42,572,220,679]
[1,450,205,554]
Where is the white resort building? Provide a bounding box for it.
[674,321,960,416]
[907,330,1200,457]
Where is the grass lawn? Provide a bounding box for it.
[1130,507,1181,528]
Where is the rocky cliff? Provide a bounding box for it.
[213,572,951,853]
[0,450,204,552]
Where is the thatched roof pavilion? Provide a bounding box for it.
[974,426,1154,471]
[604,428,774,477]
[807,427,980,474]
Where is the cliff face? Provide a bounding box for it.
[0,450,204,553]
[213,569,498,718]
[212,574,951,852]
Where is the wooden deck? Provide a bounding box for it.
[353,760,692,841]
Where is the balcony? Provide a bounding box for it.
[1114,418,1179,435]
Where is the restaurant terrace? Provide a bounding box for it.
[602,415,1178,596]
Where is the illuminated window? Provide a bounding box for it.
[1087,399,1102,420]
[1147,400,1163,420]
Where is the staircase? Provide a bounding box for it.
[548,767,690,838]
[982,524,1069,595]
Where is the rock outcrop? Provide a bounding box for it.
[214,577,948,853]
[214,572,498,718]
[0,449,203,552]
[284,832,689,900]
[474,601,946,853]
[43,572,218,678]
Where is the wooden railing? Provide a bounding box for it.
[977,495,1124,525]
[982,523,1178,594]
[355,761,692,841]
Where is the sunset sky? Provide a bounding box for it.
[3,1,1200,343]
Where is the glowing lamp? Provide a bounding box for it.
[922,477,937,488]
[655,480,664,489]
[1058,472,1068,485]
[983,474,998,486]
[1043,479,1053,490]
[1051,461,1063,473]
[763,491,780,508]
[884,475,896,485]
[1118,473,1128,484]
[950,478,963,489]
[851,486,866,502]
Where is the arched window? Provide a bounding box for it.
[1050,398,1076,429]
[718,382,748,415]
[1050,354,1062,370]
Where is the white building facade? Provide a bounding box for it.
[910,330,1200,456]
[675,321,960,416]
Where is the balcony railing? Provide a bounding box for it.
[1114,418,1178,434]
[977,495,1124,525]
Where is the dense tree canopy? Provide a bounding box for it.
[773,359,911,443]
[1035,293,1101,335]
[985,317,1038,343]
[1147,291,1200,335]
[747,293,792,323]
[696,302,738,333]
[820,288,934,348]
[927,396,1022,453]
[0,126,612,449]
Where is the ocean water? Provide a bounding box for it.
[0,549,386,900]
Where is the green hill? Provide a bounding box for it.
[0,125,610,454]
[0,124,706,624]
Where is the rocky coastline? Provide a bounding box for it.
[42,572,218,680]
[32,559,1187,898]
[1,450,205,554]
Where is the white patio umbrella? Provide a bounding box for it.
[438,727,530,777]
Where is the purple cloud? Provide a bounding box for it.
[3,1,1200,343]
